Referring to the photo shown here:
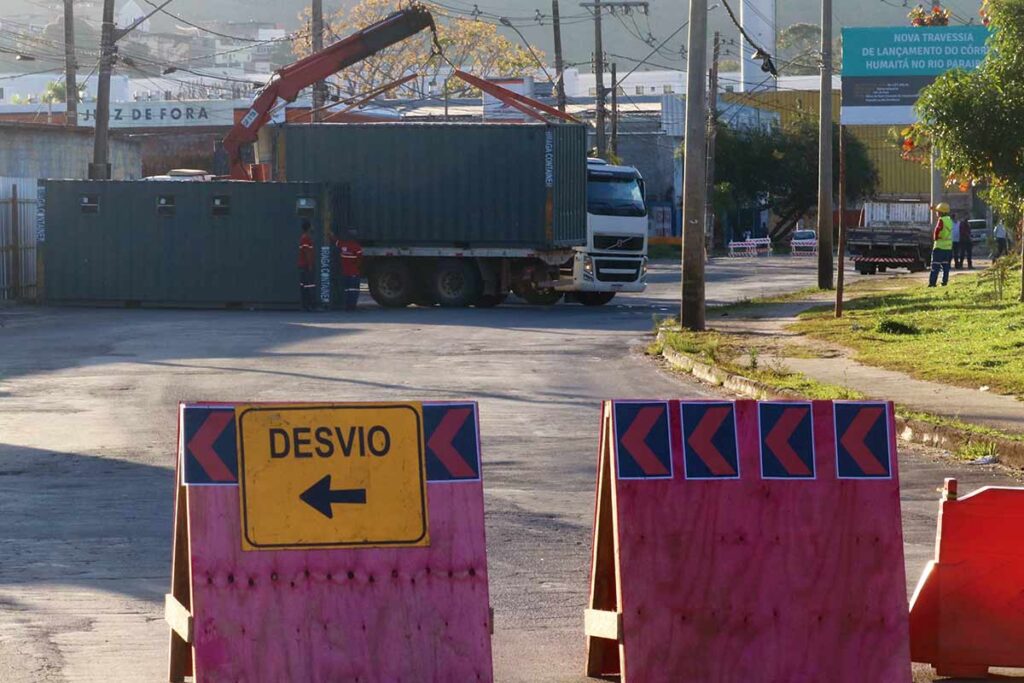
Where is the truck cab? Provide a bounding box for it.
[562,159,648,304]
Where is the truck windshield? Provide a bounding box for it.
[588,174,646,217]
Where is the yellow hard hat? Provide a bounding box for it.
[934,202,951,214]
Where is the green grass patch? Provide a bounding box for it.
[791,262,1024,398]
[656,323,863,401]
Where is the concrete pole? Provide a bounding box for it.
[835,125,847,317]
[816,0,834,290]
[311,0,327,122]
[681,0,709,331]
[705,31,720,251]
[930,147,942,211]
[593,0,607,156]
[610,62,618,156]
[90,0,115,179]
[64,0,78,127]
[552,0,567,112]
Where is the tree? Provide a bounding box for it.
[777,23,842,76]
[712,121,878,240]
[913,0,1024,300]
[42,80,66,104]
[295,0,543,99]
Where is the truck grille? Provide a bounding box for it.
[593,235,644,251]
[595,258,642,283]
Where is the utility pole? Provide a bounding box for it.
[89,0,116,179]
[816,0,834,290]
[91,0,173,179]
[835,125,847,318]
[63,0,78,127]
[704,31,720,252]
[552,0,567,112]
[610,62,618,156]
[592,0,607,156]
[311,0,327,122]
[681,0,709,330]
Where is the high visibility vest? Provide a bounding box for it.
[934,216,953,251]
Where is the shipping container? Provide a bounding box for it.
[39,180,328,306]
[271,122,587,249]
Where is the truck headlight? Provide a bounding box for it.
[583,256,594,274]
[641,257,648,277]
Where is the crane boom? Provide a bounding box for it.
[224,4,435,179]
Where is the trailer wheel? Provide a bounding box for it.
[431,259,482,308]
[577,291,616,306]
[368,260,414,308]
[877,266,887,273]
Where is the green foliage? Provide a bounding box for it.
[792,271,1024,397]
[875,318,920,335]
[712,121,878,239]
[916,0,1024,225]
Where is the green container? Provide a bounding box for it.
[276,122,587,249]
[39,180,327,306]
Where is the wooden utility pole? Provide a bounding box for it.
[10,183,20,300]
[89,0,116,178]
[552,0,567,112]
[835,125,847,318]
[705,31,720,252]
[816,0,834,289]
[610,62,618,156]
[63,0,78,127]
[311,0,327,122]
[91,0,173,178]
[592,0,607,156]
[681,0,709,330]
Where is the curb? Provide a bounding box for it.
[657,331,1024,468]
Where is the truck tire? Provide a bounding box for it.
[577,291,616,306]
[431,259,482,308]
[475,292,508,308]
[368,260,414,308]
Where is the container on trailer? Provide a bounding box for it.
[270,122,587,249]
[39,179,328,306]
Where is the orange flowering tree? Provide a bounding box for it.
[908,4,952,26]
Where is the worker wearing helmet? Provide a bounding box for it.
[928,202,954,287]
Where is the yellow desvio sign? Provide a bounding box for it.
[236,403,429,550]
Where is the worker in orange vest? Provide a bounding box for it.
[297,221,316,311]
[334,229,363,310]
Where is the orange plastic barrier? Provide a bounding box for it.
[910,478,1024,678]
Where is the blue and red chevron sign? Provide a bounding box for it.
[835,402,892,479]
[759,402,815,479]
[182,404,238,485]
[424,402,481,482]
[613,401,672,480]
[680,402,739,480]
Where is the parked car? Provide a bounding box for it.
[792,229,817,242]
[968,218,989,245]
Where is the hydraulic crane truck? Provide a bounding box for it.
[221,4,647,307]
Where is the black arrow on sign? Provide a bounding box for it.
[299,475,367,519]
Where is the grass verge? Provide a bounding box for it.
[790,258,1024,398]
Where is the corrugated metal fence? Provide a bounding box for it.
[0,177,37,301]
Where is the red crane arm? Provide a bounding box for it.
[223,4,435,179]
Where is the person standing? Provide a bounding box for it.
[951,213,963,269]
[298,221,316,311]
[994,220,1009,258]
[335,230,363,310]
[928,203,954,288]
[958,214,974,269]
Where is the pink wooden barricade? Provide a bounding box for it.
[585,399,910,683]
[168,401,493,683]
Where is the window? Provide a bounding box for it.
[663,85,674,94]
[80,194,99,214]
[212,195,230,216]
[589,87,597,96]
[635,85,644,96]
[296,197,317,218]
[156,195,175,216]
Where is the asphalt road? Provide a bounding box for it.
[0,259,1018,682]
